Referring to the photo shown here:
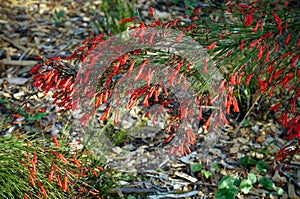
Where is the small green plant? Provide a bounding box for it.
[239,156,270,175]
[190,163,213,180]
[0,114,114,198]
[259,176,284,195]
[173,0,197,15]
[215,176,239,199]
[215,173,283,199]
[239,173,256,194]
[92,0,135,34]
[53,9,65,27]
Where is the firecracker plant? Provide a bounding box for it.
[0,121,106,198]
[30,1,299,162]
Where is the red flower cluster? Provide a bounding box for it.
[31,1,299,159]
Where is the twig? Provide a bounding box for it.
[0,60,38,66]
[109,187,159,194]
[148,190,200,199]
[0,35,27,51]
[234,94,262,135]
[196,181,218,187]
[0,54,72,60]
[174,171,198,183]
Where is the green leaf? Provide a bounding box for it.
[239,179,253,194]
[239,156,249,168]
[239,156,257,168]
[19,109,30,118]
[247,173,257,184]
[190,163,202,173]
[256,161,269,175]
[218,176,236,189]
[276,187,284,196]
[242,119,250,126]
[216,187,238,199]
[261,147,269,156]
[258,177,275,191]
[212,162,221,172]
[0,98,8,103]
[27,112,48,121]
[201,170,212,179]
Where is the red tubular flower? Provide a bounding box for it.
[186,23,196,31]
[230,71,237,85]
[193,7,201,14]
[249,39,260,47]
[164,22,170,29]
[206,41,217,50]
[173,18,179,26]
[264,47,270,63]
[285,33,290,45]
[30,63,42,74]
[134,59,148,81]
[186,127,196,144]
[245,74,253,86]
[226,1,231,6]
[260,32,272,40]
[257,45,263,61]
[113,109,120,124]
[154,87,161,102]
[244,10,254,26]
[48,165,54,182]
[220,109,229,125]
[54,78,62,90]
[272,11,282,35]
[150,7,155,17]
[270,103,281,111]
[100,106,111,121]
[175,32,184,43]
[29,175,35,187]
[127,59,136,73]
[142,93,149,107]
[164,133,175,143]
[44,83,53,95]
[240,39,244,50]
[253,19,260,32]
[56,153,69,165]
[148,30,156,44]
[279,51,292,60]
[33,150,37,164]
[52,163,61,172]
[282,73,293,89]
[275,43,279,53]
[191,16,198,21]
[62,176,68,192]
[258,76,268,92]
[120,16,137,24]
[203,57,207,72]
[56,175,62,188]
[79,112,91,126]
[232,96,240,112]
[268,86,275,97]
[237,71,244,85]
[291,55,299,68]
[69,158,81,168]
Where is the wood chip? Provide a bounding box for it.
[0,34,27,51]
[0,60,37,66]
[174,171,198,183]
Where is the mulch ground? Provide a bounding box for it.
[0,1,299,198]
